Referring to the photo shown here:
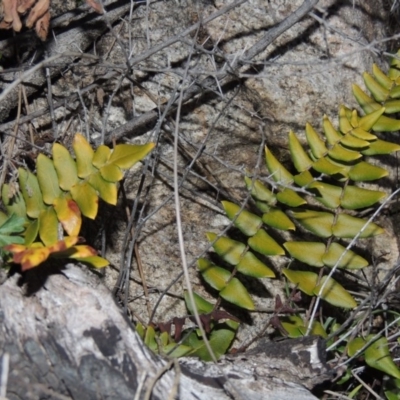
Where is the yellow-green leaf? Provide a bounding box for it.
[73,256,108,268]
[339,133,369,149]
[198,258,230,291]
[92,145,111,168]
[73,133,96,178]
[328,144,362,163]
[281,315,305,338]
[265,146,293,184]
[0,211,7,226]
[244,176,276,205]
[349,335,400,379]
[312,157,346,176]
[159,331,169,348]
[333,214,384,238]
[363,71,390,102]
[351,127,377,141]
[88,172,118,205]
[254,201,270,213]
[220,278,254,310]
[206,233,246,265]
[52,143,79,191]
[276,188,306,207]
[372,115,400,132]
[349,161,388,181]
[184,291,214,315]
[313,275,356,308]
[358,107,385,131]
[390,84,400,98]
[381,99,400,114]
[262,208,295,230]
[222,201,261,236]
[290,210,334,238]
[348,337,366,357]
[293,170,314,187]
[288,131,312,172]
[384,390,400,400]
[108,143,155,169]
[236,250,275,278]
[364,337,400,379]
[2,183,27,219]
[248,228,284,256]
[361,139,400,155]
[144,325,158,353]
[309,321,328,338]
[39,207,59,246]
[341,186,386,210]
[305,123,327,158]
[372,63,393,90]
[350,108,360,129]
[99,163,123,183]
[70,182,99,219]
[323,115,342,145]
[389,52,400,79]
[352,84,380,114]
[18,169,45,218]
[183,326,236,361]
[282,269,318,296]
[309,181,342,209]
[24,219,39,245]
[283,242,325,267]
[36,154,61,205]
[281,316,327,338]
[338,106,353,134]
[163,343,192,358]
[323,242,368,269]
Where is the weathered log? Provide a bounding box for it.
[0,264,331,400]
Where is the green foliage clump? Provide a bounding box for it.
[188,51,400,391]
[136,292,239,361]
[0,134,154,271]
[200,84,400,311]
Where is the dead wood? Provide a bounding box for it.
[0,264,331,400]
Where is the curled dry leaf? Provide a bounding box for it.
[25,0,49,29]
[0,18,12,29]
[2,0,15,23]
[0,0,22,31]
[0,0,50,37]
[86,0,103,14]
[17,0,36,14]
[35,8,49,40]
[0,0,102,39]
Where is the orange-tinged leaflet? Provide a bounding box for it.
[53,197,82,236]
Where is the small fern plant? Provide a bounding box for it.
[191,51,400,384]
[0,134,154,271]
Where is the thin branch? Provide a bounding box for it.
[0,53,99,104]
[103,0,319,143]
[238,0,320,64]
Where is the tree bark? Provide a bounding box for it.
[0,264,331,400]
